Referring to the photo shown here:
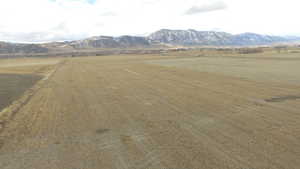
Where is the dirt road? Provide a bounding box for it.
[0,55,299,169]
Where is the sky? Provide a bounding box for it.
[0,0,299,43]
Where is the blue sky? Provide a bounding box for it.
[86,0,96,4]
[0,0,299,43]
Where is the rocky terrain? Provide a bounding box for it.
[0,29,299,55]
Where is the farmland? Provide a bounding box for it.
[0,74,41,112]
[0,51,299,169]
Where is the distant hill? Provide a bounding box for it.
[68,35,150,49]
[148,29,233,45]
[0,42,48,54]
[148,29,296,46]
[0,29,300,55]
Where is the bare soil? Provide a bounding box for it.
[0,54,299,169]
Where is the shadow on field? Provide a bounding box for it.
[265,95,300,102]
[0,74,42,112]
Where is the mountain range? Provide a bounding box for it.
[148,29,299,46]
[1,29,300,54]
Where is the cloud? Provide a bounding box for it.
[185,1,227,15]
[50,0,97,5]
[100,12,117,16]
[0,32,88,43]
[0,22,88,43]
[0,0,300,43]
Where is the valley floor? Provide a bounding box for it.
[0,54,299,169]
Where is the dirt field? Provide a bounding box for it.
[147,53,300,85]
[0,54,299,169]
[0,74,42,112]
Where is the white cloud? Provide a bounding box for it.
[185,1,227,15]
[0,0,300,43]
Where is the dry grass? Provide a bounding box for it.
[0,57,62,75]
[0,53,299,169]
[147,52,300,85]
[0,74,42,112]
